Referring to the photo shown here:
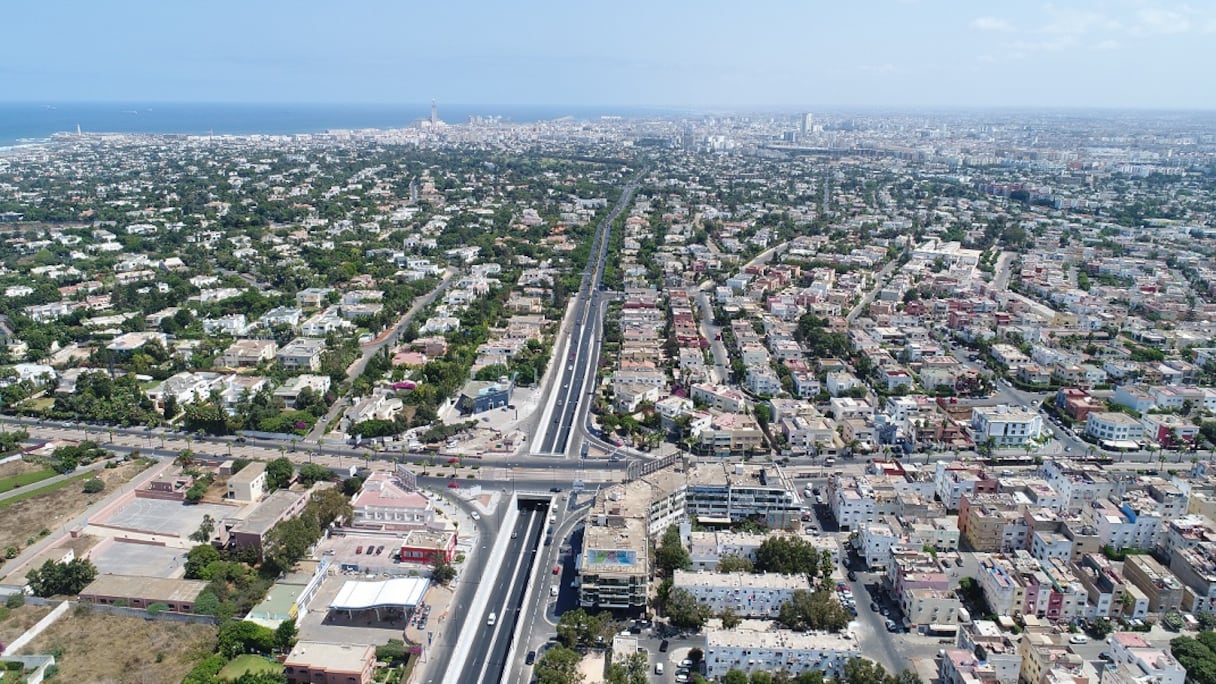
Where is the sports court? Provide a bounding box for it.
[96,498,237,537]
[90,540,185,578]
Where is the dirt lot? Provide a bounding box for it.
[27,608,217,684]
[0,460,151,552]
[0,458,43,481]
[0,602,54,646]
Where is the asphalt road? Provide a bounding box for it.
[533,179,640,456]
[1,417,635,474]
[695,289,730,384]
[538,290,606,455]
[307,270,456,441]
[455,502,547,684]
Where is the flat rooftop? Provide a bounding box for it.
[80,574,207,604]
[284,641,373,673]
[706,626,860,651]
[674,570,808,591]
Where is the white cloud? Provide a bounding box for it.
[971,16,1015,32]
[1091,39,1121,50]
[1133,7,1193,34]
[1041,5,1121,35]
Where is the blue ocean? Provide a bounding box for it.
[0,102,670,147]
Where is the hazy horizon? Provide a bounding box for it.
[6,1,1216,110]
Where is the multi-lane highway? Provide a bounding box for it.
[422,496,550,684]
[534,177,641,456]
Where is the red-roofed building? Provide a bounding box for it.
[351,472,434,531]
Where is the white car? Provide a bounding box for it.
[471,512,480,520]
[1069,634,1089,644]
[550,585,559,597]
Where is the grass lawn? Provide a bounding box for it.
[218,654,284,680]
[0,468,57,494]
[0,471,93,510]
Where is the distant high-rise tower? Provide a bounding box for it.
[430,99,438,126]
[800,112,814,134]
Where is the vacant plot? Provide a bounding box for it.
[0,460,150,553]
[0,467,56,494]
[0,602,54,646]
[27,609,217,684]
[218,654,283,681]
[0,458,44,481]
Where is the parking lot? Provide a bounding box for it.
[95,498,239,538]
[317,533,414,575]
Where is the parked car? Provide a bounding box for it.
[447,481,460,489]
[659,640,670,652]
[525,650,536,665]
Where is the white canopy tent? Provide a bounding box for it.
[328,577,430,620]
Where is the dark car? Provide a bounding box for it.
[870,602,879,612]
[525,650,536,665]
[659,640,670,653]
[847,570,857,581]
[550,487,562,493]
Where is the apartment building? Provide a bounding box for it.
[959,494,1029,553]
[693,411,765,456]
[1085,412,1144,447]
[684,463,801,529]
[673,570,807,618]
[1101,632,1186,684]
[1168,542,1216,614]
[972,405,1043,447]
[901,587,963,630]
[1121,553,1184,613]
[702,628,859,680]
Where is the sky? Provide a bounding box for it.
[4,0,1215,110]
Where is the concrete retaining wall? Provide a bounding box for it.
[0,655,56,684]
[6,600,70,654]
[440,496,519,684]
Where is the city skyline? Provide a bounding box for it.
[5,0,1216,110]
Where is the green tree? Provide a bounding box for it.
[534,644,585,684]
[189,514,216,543]
[82,478,105,493]
[273,619,299,651]
[655,525,691,576]
[27,558,98,597]
[556,608,616,649]
[723,671,750,684]
[431,556,457,585]
[184,544,221,580]
[776,588,851,632]
[265,457,294,490]
[297,463,334,487]
[217,620,276,658]
[720,607,742,629]
[665,587,712,630]
[716,554,754,574]
[754,535,821,577]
